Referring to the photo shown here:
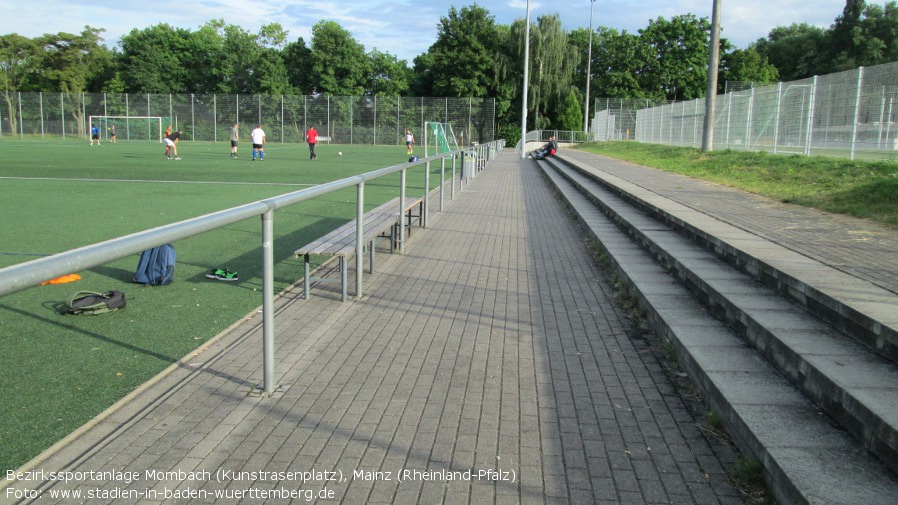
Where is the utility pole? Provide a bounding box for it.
[702,0,722,152]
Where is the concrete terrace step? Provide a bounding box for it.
[544,155,898,475]
[536,159,898,505]
[552,155,898,367]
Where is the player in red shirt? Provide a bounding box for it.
[306,126,318,160]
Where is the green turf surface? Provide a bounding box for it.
[0,139,448,471]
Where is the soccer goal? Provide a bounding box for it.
[88,116,170,142]
[424,122,460,157]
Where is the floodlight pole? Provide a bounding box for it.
[520,0,531,159]
[702,0,722,152]
[583,0,596,135]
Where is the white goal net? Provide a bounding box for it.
[424,122,460,157]
[88,116,168,142]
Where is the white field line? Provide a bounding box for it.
[0,176,318,187]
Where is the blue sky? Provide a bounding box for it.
[0,0,873,63]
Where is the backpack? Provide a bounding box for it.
[133,244,176,286]
[66,290,126,315]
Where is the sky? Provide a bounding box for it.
[0,0,879,63]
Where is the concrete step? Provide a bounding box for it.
[549,155,898,368]
[544,155,898,476]
[535,160,898,505]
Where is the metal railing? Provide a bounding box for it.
[514,130,589,153]
[0,140,506,395]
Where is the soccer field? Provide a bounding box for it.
[0,139,445,471]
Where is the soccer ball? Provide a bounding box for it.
[338,152,343,156]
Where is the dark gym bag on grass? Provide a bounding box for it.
[65,290,126,315]
[133,244,176,286]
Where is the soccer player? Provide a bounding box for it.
[164,125,173,157]
[229,123,239,158]
[164,129,182,160]
[90,124,100,146]
[251,124,266,161]
[306,126,318,160]
[405,129,415,154]
[109,125,117,143]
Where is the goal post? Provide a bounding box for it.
[88,116,169,142]
[424,122,460,157]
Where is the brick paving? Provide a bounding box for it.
[4,152,745,504]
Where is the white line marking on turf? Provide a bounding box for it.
[0,176,318,187]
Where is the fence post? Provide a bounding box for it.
[805,76,818,156]
[746,88,755,150]
[40,92,45,140]
[18,92,24,140]
[773,82,783,153]
[213,95,217,142]
[261,209,275,395]
[850,67,864,160]
[356,182,365,298]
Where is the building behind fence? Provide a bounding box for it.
[0,93,495,147]
[592,61,898,161]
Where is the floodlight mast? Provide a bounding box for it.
[520,0,531,159]
[584,0,596,135]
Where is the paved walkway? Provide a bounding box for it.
[5,152,748,505]
[560,149,898,295]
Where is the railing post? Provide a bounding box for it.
[423,161,430,227]
[356,182,365,298]
[440,157,445,212]
[399,168,407,254]
[261,209,275,396]
[451,154,457,200]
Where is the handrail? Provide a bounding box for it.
[0,139,506,394]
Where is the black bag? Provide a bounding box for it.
[65,290,126,315]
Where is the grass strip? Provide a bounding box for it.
[575,142,898,228]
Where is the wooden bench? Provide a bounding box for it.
[295,197,424,301]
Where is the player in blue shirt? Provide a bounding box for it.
[90,125,100,146]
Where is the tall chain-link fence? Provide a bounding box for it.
[0,93,495,147]
[593,61,898,161]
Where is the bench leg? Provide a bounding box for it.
[369,240,375,273]
[340,257,348,302]
[390,224,397,253]
[303,254,311,299]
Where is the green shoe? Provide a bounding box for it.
[206,268,239,281]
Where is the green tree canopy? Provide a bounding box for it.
[310,20,368,96]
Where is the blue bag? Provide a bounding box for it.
[133,244,176,286]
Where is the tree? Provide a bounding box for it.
[751,23,829,81]
[638,14,727,100]
[310,20,368,96]
[366,49,410,96]
[556,89,583,131]
[283,37,313,94]
[585,27,656,99]
[118,23,192,92]
[828,0,866,70]
[719,47,779,89]
[527,14,578,129]
[0,34,37,134]
[422,5,500,97]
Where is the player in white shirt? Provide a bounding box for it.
[251,124,266,161]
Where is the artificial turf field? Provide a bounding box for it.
[0,139,447,472]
